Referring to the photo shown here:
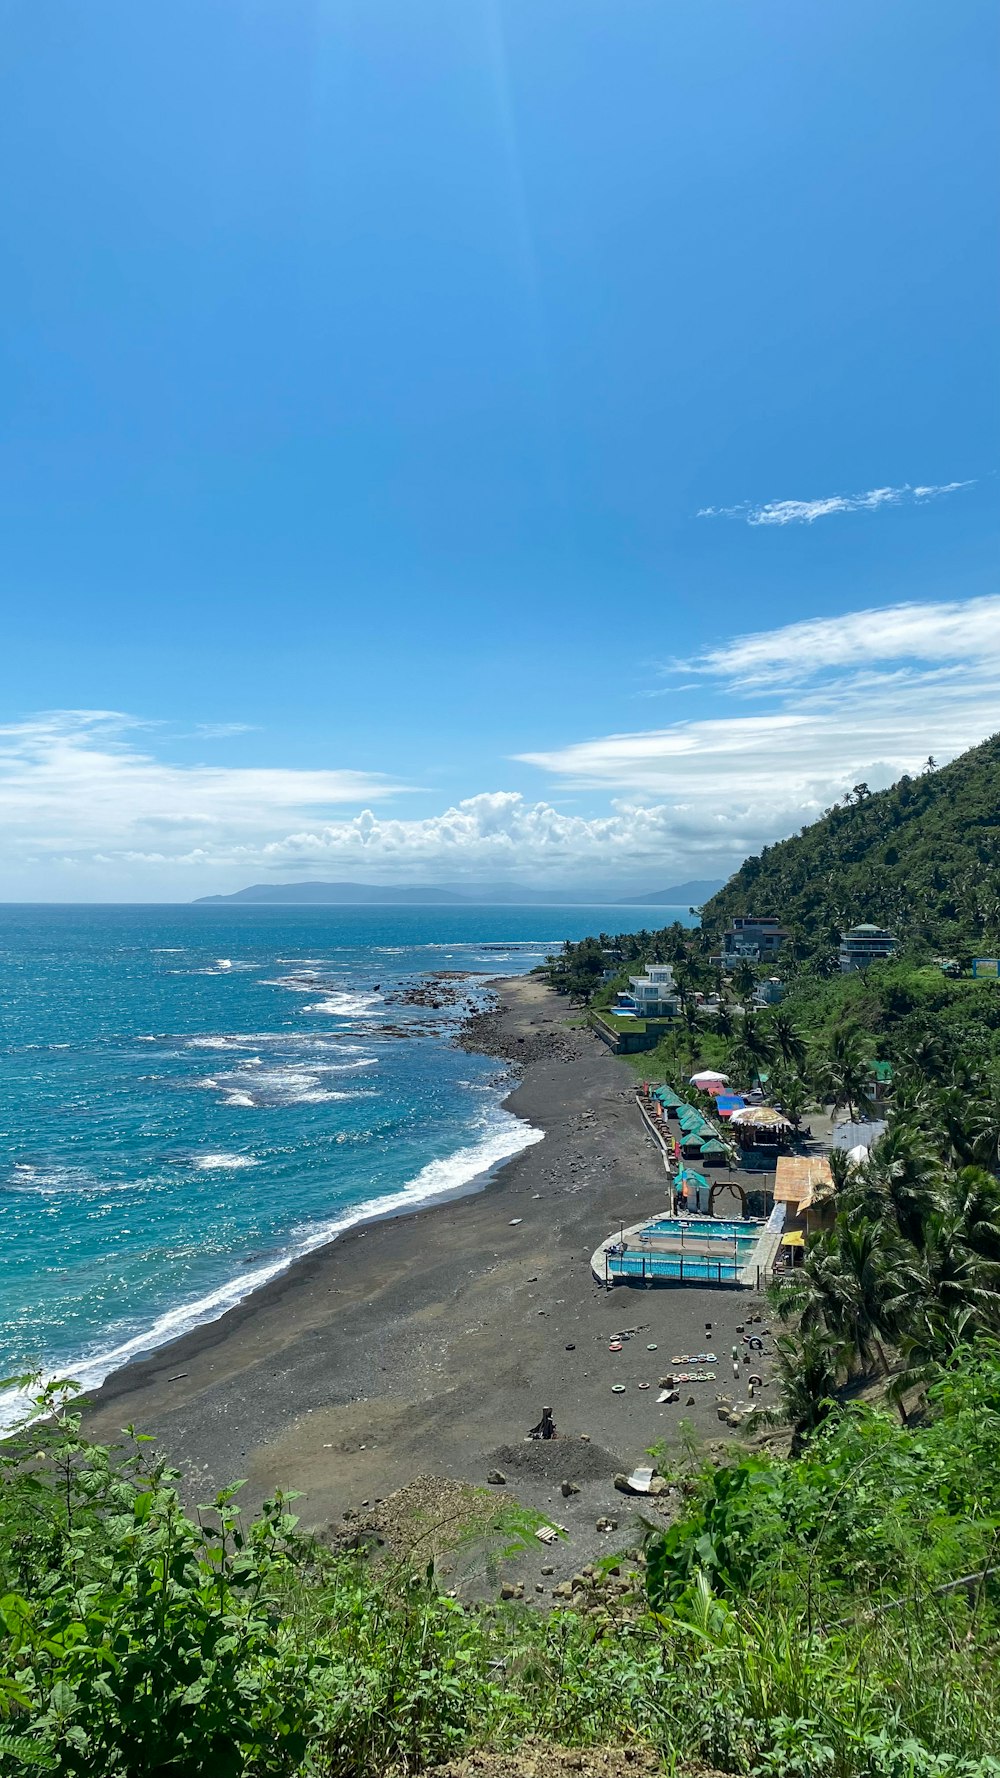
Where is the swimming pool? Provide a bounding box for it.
[606,1252,743,1284]
[642,1216,761,1246]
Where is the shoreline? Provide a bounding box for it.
[76,980,550,1415]
[83,975,758,1581]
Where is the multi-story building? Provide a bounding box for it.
[839,924,898,973]
[721,915,787,966]
[617,963,679,1017]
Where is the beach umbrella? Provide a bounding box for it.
[690,1070,729,1085]
[847,1144,870,1166]
[729,1106,792,1129]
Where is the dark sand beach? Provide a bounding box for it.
[84,977,769,1585]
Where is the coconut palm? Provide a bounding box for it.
[820,1027,876,1124]
[856,1122,944,1249]
[829,1217,900,1374]
[768,1067,813,1134]
[885,1213,1000,1348]
[768,1010,808,1074]
[962,1090,1000,1170]
[751,1325,847,1454]
[729,1011,775,1091]
[732,960,758,1006]
[951,1166,1000,1263]
[776,1219,896,1378]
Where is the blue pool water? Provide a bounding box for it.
[608,1253,744,1284]
[0,902,693,1421]
[642,1217,761,1247]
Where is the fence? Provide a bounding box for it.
[604,1250,748,1286]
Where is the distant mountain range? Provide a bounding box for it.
[193,877,725,907]
[614,879,725,906]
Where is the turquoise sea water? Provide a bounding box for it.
[0,903,691,1421]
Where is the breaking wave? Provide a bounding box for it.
[0,1110,543,1432]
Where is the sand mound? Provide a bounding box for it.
[487,1438,622,1484]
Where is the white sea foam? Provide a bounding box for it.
[194,1060,370,1108]
[0,1111,544,1434]
[191,1153,259,1171]
[301,991,383,1017]
[5,1163,102,1196]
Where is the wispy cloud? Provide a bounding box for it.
[518,592,1000,863]
[4,586,999,898]
[698,480,974,526]
[697,592,1000,688]
[0,711,403,886]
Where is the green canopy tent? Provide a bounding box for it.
[677,1105,705,1131]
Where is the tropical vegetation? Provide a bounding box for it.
[2,1364,1000,1778]
[698,734,1000,968]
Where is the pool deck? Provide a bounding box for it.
[590,1208,776,1289]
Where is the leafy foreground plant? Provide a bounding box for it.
[0,1380,322,1776]
[3,1372,1000,1776]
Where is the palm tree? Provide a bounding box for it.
[732,960,758,1006]
[768,1067,813,1134]
[951,1166,1000,1263]
[826,1146,854,1198]
[899,1032,949,1086]
[821,1027,876,1124]
[963,1092,1000,1170]
[776,1220,896,1378]
[751,1326,847,1454]
[730,1011,775,1091]
[769,1010,807,1074]
[854,1123,944,1249]
[830,1218,900,1374]
[885,1213,1000,1350]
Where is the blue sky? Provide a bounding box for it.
[0,0,997,898]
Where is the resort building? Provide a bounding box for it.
[721,915,787,965]
[867,1059,894,1104]
[617,963,679,1017]
[839,924,898,973]
[774,1154,836,1245]
[754,977,785,1006]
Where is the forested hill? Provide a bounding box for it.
[699,732,1000,964]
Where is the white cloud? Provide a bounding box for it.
[518,591,1000,858]
[698,480,974,526]
[0,711,401,879]
[254,793,729,879]
[697,592,1000,687]
[4,585,1000,899]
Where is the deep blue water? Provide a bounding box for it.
[0,904,691,1420]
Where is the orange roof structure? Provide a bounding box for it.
[774,1154,834,1214]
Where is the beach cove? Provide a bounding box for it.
[84,975,759,1582]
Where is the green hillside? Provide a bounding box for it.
[699,732,1000,966]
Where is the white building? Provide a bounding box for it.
[619,963,679,1016]
[839,924,898,973]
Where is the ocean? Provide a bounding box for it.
[0,903,692,1425]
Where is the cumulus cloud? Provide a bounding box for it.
[698,480,974,526]
[4,587,1000,898]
